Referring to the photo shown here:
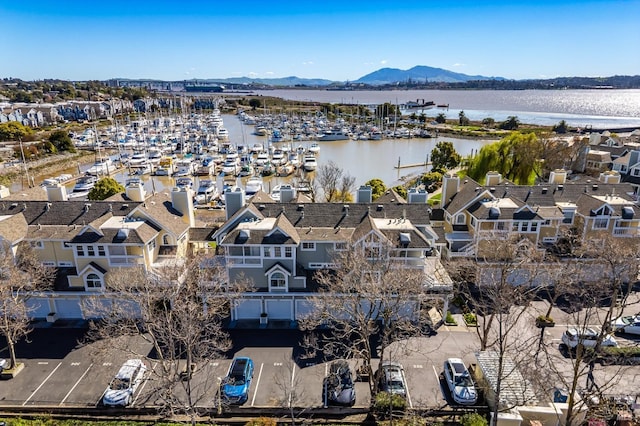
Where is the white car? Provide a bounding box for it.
[443,358,477,405]
[611,315,640,335]
[561,327,618,349]
[103,359,147,407]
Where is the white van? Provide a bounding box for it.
[102,359,147,406]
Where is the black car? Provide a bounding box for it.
[322,360,356,406]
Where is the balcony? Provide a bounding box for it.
[613,227,640,237]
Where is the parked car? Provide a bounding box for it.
[377,361,407,397]
[611,315,640,335]
[102,359,147,407]
[443,358,478,405]
[561,327,618,349]
[322,360,356,406]
[221,357,254,405]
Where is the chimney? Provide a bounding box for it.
[485,171,502,186]
[45,183,68,202]
[599,170,621,184]
[549,169,567,184]
[357,185,372,203]
[279,184,295,203]
[407,188,428,204]
[441,173,460,207]
[224,187,245,220]
[125,178,145,202]
[171,186,195,227]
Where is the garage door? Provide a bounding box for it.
[25,297,53,319]
[54,298,84,319]
[235,299,262,320]
[265,299,292,320]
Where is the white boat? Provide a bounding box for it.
[271,149,286,166]
[174,158,195,177]
[317,128,350,141]
[175,177,194,190]
[221,158,239,176]
[129,162,153,176]
[73,176,97,192]
[270,184,281,201]
[217,127,230,140]
[288,152,300,168]
[155,157,175,176]
[303,154,318,172]
[194,179,218,204]
[308,143,320,153]
[255,152,270,166]
[244,176,264,199]
[369,129,383,140]
[251,143,264,153]
[86,157,114,176]
[254,125,268,136]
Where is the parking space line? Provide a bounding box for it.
[60,363,94,405]
[23,362,62,406]
[250,362,263,407]
[401,367,413,409]
[132,361,157,407]
[432,365,440,382]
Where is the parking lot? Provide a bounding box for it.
[1,298,639,412]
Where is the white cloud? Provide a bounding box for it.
[453,63,466,67]
[380,59,388,65]
[265,71,274,75]
[247,72,258,78]
[302,61,314,65]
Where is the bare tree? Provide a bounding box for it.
[0,241,54,371]
[299,243,434,395]
[316,160,356,202]
[271,356,306,424]
[534,235,640,426]
[86,254,247,424]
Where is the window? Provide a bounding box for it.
[274,247,282,258]
[30,241,44,249]
[562,211,574,224]
[470,217,477,228]
[269,272,287,291]
[593,217,609,229]
[531,222,538,232]
[163,235,171,245]
[148,240,156,250]
[87,246,95,256]
[86,273,103,290]
[301,242,316,251]
[285,247,292,258]
[335,242,347,251]
[97,245,106,256]
[263,247,271,257]
[109,246,126,256]
[512,221,520,232]
[76,246,85,257]
[495,221,506,231]
[455,214,466,225]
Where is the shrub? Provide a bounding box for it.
[461,413,488,426]
[245,418,278,426]
[463,312,477,326]
[536,314,554,322]
[373,391,407,416]
[445,311,457,325]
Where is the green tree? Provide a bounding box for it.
[467,132,542,184]
[482,117,496,128]
[552,120,569,134]
[458,110,470,126]
[499,115,520,130]
[48,130,76,153]
[88,177,125,200]
[421,171,443,191]
[431,141,462,173]
[0,122,34,141]
[364,178,386,201]
[249,98,262,110]
[435,113,447,124]
[392,185,407,199]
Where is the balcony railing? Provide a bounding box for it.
[613,227,640,237]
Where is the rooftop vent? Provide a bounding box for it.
[592,184,599,190]
[489,206,500,219]
[541,187,548,194]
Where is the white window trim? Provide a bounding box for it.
[593,217,609,230]
[85,272,104,291]
[268,270,288,292]
[301,242,316,251]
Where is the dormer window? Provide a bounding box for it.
[593,217,609,229]
[85,273,104,291]
[455,214,466,225]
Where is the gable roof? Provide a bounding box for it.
[0,201,139,226]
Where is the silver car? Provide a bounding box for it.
[443,358,478,405]
[378,361,407,397]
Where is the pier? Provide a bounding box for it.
[395,156,431,169]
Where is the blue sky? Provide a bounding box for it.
[2,0,639,81]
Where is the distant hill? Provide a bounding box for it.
[355,65,506,85]
[189,76,334,87]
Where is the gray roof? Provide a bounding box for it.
[0,200,139,226]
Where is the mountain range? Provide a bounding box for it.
[190,65,504,86]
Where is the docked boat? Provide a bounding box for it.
[244,176,264,199]
[308,143,320,153]
[317,128,350,141]
[221,158,239,176]
[303,154,318,172]
[250,143,264,153]
[254,125,268,136]
[271,149,286,166]
[86,157,114,176]
[195,157,215,176]
[194,179,218,205]
[403,99,435,109]
[129,162,153,176]
[277,163,295,176]
[73,175,97,192]
[175,177,194,190]
[217,127,230,140]
[255,152,270,166]
[174,158,195,177]
[270,184,282,201]
[155,157,175,176]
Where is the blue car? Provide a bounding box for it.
[221,357,254,405]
